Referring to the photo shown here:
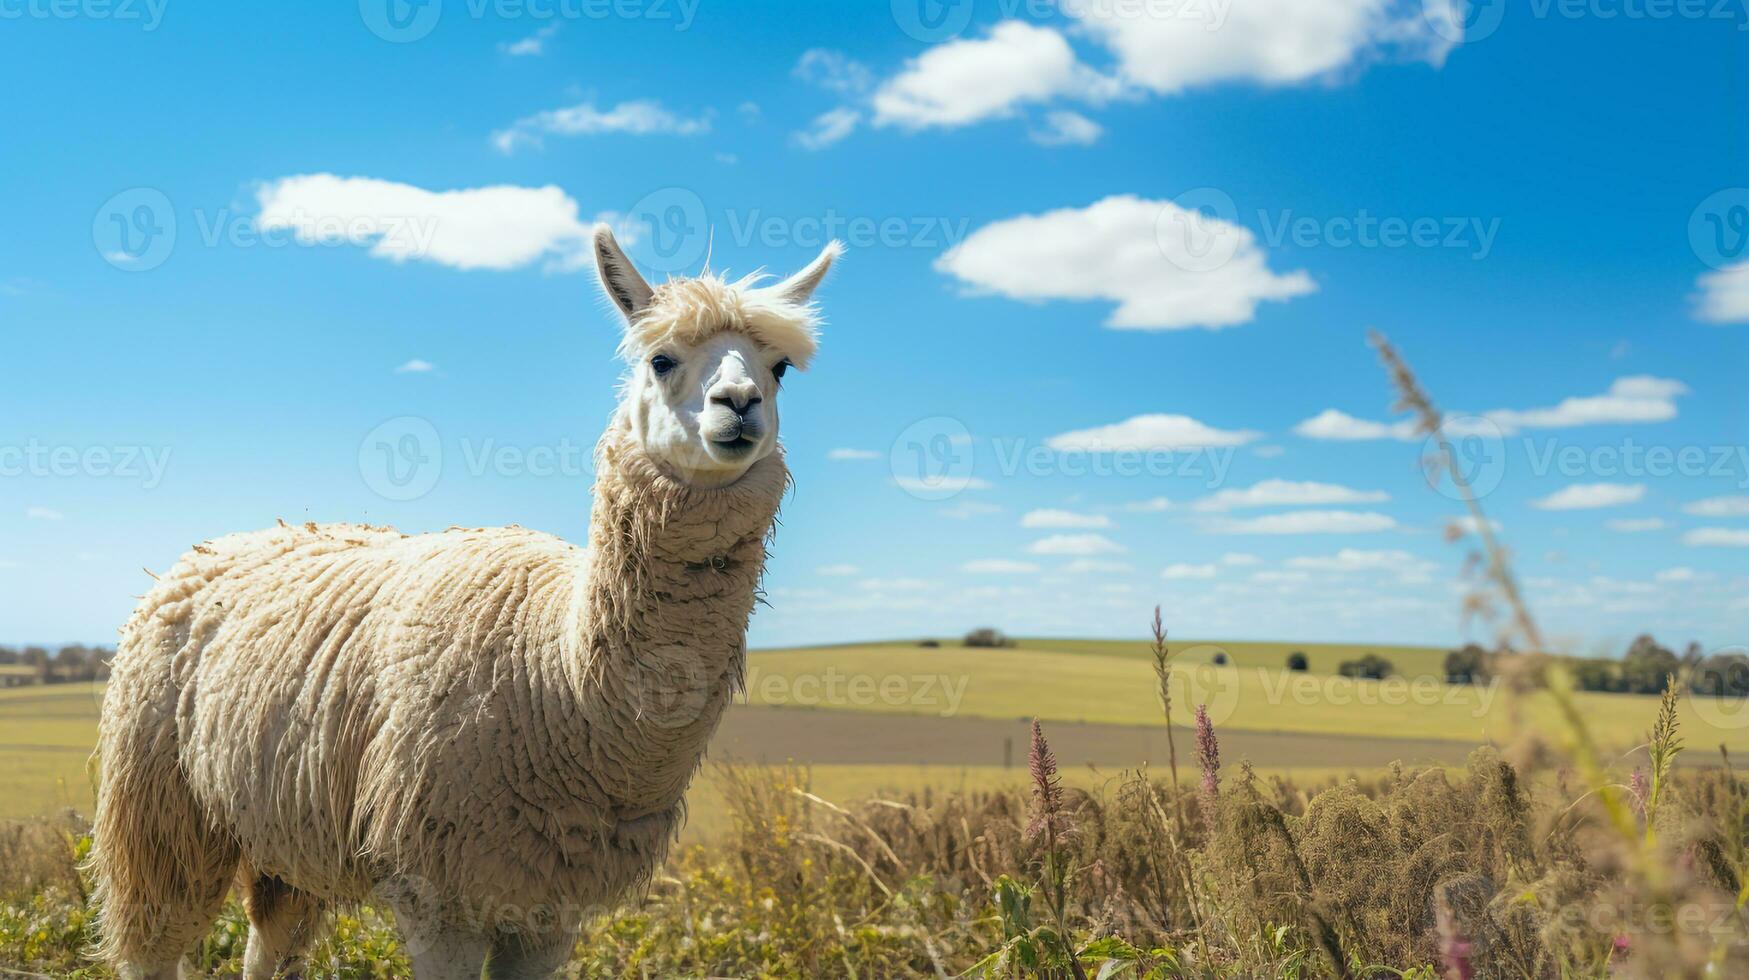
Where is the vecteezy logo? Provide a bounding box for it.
[1423,0,1505,44]
[891,0,974,43]
[1156,187,1241,274]
[890,416,976,501]
[1687,647,1749,732]
[93,188,176,272]
[359,416,442,501]
[623,187,709,274]
[360,0,442,43]
[1690,188,1749,270]
[1422,414,1506,502]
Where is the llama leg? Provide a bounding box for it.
[483,929,579,979]
[91,664,240,976]
[241,872,325,979]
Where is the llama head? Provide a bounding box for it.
[593,225,839,488]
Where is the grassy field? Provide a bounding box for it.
[743,641,1746,753]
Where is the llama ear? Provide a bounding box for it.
[592,224,654,323]
[766,240,842,306]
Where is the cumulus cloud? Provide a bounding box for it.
[1221,552,1263,566]
[1029,110,1103,146]
[1192,479,1388,512]
[937,195,1314,330]
[872,21,1118,129]
[827,448,880,461]
[1683,495,1749,517]
[394,359,436,374]
[491,99,710,153]
[961,558,1042,574]
[500,23,558,57]
[1294,376,1690,440]
[1530,483,1647,511]
[1685,527,1749,547]
[1694,261,1749,323]
[1046,413,1262,452]
[815,564,860,576]
[1071,0,1456,96]
[255,174,594,272]
[1162,563,1219,580]
[793,49,873,95]
[1021,509,1113,529]
[1026,533,1126,555]
[793,107,862,150]
[1606,518,1668,533]
[1123,497,1172,512]
[1208,510,1398,535]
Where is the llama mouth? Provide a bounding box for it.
[711,435,757,454]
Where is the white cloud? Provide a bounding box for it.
[1530,483,1646,511]
[815,564,860,577]
[499,23,558,57]
[1029,110,1102,146]
[1192,479,1388,512]
[1447,516,1502,537]
[255,174,593,272]
[1162,563,1218,580]
[1123,497,1171,512]
[1295,376,1690,441]
[1694,261,1749,324]
[1064,559,1133,574]
[1209,510,1398,535]
[1046,413,1261,452]
[491,99,710,153]
[1685,527,1749,548]
[961,559,1041,574]
[937,195,1314,330]
[1683,495,1749,518]
[1071,0,1455,96]
[872,21,1116,129]
[1221,552,1263,566]
[1486,377,1688,432]
[827,448,880,461]
[1285,549,1434,575]
[858,577,936,592]
[793,49,873,95]
[1292,409,1417,441]
[1606,517,1668,533]
[1020,508,1112,529]
[1026,533,1126,555]
[394,359,436,374]
[793,107,862,150]
[1655,567,1699,583]
[25,506,63,521]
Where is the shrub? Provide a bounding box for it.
[1444,644,1489,684]
[1337,654,1393,680]
[1286,652,1309,672]
[963,628,1012,648]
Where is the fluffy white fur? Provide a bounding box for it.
[89,229,839,979]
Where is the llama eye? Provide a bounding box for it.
[650,354,676,376]
[772,360,791,382]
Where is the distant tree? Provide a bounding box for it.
[1570,658,1618,693]
[1682,641,1706,669]
[1620,635,1679,695]
[22,646,51,683]
[1338,654,1394,680]
[963,628,1011,649]
[1286,652,1309,672]
[918,639,940,648]
[1444,644,1490,685]
[1692,653,1749,698]
[1212,652,1229,666]
[0,646,16,665]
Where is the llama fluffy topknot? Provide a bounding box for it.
[619,258,833,370]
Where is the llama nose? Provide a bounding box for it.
[710,383,761,414]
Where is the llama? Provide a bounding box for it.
[89,226,840,979]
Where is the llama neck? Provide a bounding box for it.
[562,422,786,813]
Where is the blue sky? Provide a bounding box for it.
[1,0,1745,654]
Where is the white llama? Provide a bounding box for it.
[89,226,840,979]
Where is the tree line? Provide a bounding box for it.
[0,644,114,683]
[1442,635,1745,697]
